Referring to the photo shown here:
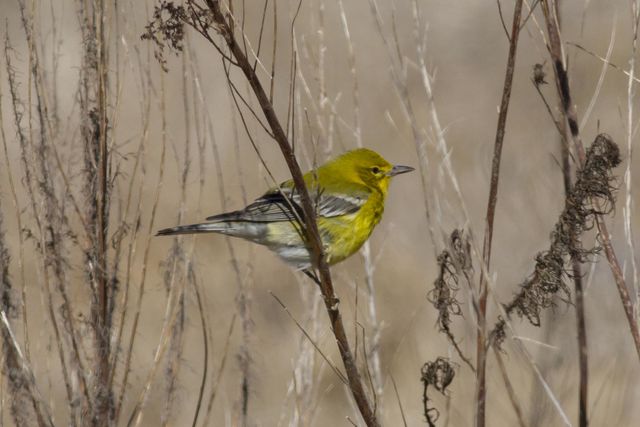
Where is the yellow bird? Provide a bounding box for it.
[157,148,414,270]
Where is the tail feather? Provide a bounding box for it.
[156,222,228,236]
[205,211,242,222]
[157,220,266,241]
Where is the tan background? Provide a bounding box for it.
[0,0,639,426]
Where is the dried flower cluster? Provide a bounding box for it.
[428,230,475,371]
[420,357,456,427]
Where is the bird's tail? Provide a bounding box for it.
[157,220,265,241]
[156,222,230,236]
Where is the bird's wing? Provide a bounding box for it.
[206,187,368,223]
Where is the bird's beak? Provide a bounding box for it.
[387,165,415,177]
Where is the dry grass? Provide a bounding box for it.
[0,0,639,426]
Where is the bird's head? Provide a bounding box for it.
[329,148,414,195]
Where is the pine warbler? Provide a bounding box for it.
[157,148,414,269]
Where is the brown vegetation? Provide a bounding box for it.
[0,0,638,426]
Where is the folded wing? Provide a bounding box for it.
[206,187,368,223]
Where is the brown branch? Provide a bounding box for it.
[190,267,209,427]
[90,0,112,421]
[476,2,524,426]
[545,5,590,425]
[552,5,589,426]
[201,1,379,424]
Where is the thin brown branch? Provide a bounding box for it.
[552,6,589,424]
[476,2,524,426]
[269,0,279,104]
[390,374,408,427]
[271,292,347,385]
[567,42,640,83]
[190,268,209,427]
[496,0,511,41]
[253,0,269,72]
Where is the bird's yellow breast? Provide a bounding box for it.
[320,193,385,264]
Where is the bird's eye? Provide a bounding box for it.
[371,166,381,174]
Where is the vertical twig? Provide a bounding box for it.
[551,4,589,426]
[476,2,524,426]
[623,0,640,335]
[94,0,112,422]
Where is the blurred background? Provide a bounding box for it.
[0,0,638,425]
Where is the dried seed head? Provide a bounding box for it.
[421,357,456,426]
[492,134,621,347]
[533,63,548,87]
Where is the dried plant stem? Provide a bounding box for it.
[160,45,195,427]
[200,2,378,424]
[476,2,524,426]
[551,5,590,426]
[202,314,236,426]
[271,292,347,385]
[0,311,54,427]
[362,243,384,405]
[574,263,588,427]
[493,349,526,427]
[624,0,640,338]
[17,5,95,420]
[5,36,75,419]
[127,70,177,427]
[568,42,640,83]
[113,50,153,425]
[0,184,44,425]
[560,93,589,427]
[192,39,254,421]
[115,36,161,420]
[0,62,29,362]
[215,84,252,425]
[540,0,640,361]
[78,0,113,421]
[190,266,209,427]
